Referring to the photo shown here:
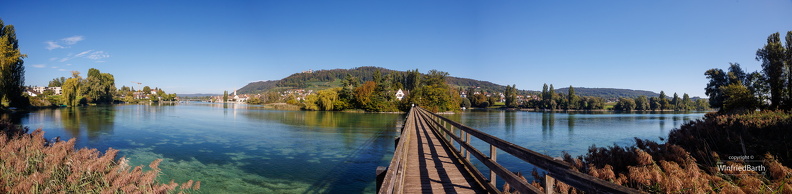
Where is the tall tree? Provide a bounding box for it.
[786,31,792,109]
[82,68,116,103]
[681,93,692,111]
[567,85,578,110]
[634,95,649,111]
[505,84,518,108]
[223,90,228,102]
[0,19,27,107]
[658,91,669,110]
[62,72,82,107]
[48,77,66,87]
[705,68,728,109]
[671,92,680,110]
[756,32,786,109]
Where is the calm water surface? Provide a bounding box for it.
[11,104,704,193]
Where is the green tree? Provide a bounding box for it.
[0,19,27,108]
[649,97,660,111]
[720,83,757,114]
[413,70,455,112]
[82,68,116,104]
[681,93,692,111]
[49,77,66,87]
[756,32,787,109]
[505,84,518,108]
[461,97,471,109]
[614,97,636,111]
[223,90,228,102]
[658,91,669,110]
[671,92,680,110]
[567,86,578,110]
[634,95,649,111]
[315,88,339,111]
[62,72,83,107]
[705,68,728,109]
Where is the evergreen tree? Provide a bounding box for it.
[756,32,786,109]
[567,86,578,110]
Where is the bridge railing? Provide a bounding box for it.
[414,107,642,194]
[377,108,416,194]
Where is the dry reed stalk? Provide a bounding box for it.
[0,120,200,194]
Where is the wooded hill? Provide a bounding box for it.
[555,87,660,99]
[237,66,508,94]
[237,66,663,99]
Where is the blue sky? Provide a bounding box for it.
[3,1,791,97]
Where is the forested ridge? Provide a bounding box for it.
[237,66,508,94]
[237,66,667,100]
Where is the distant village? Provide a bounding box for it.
[210,87,539,104]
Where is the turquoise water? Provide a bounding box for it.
[10,104,704,193]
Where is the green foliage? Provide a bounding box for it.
[0,19,28,108]
[82,68,116,104]
[61,72,84,107]
[48,77,66,87]
[756,32,787,110]
[461,97,471,109]
[613,98,636,111]
[223,91,228,102]
[505,84,518,108]
[720,83,757,114]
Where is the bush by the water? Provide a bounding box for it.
[0,121,199,193]
[512,111,792,193]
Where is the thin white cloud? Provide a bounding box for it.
[75,50,93,57]
[87,51,109,60]
[61,36,84,45]
[32,64,46,68]
[44,35,84,50]
[49,57,59,61]
[57,50,109,62]
[66,64,72,66]
[58,69,67,71]
[51,66,58,69]
[45,41,64,50]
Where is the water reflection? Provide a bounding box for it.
[55,107,115,139]
[541,112,555,139]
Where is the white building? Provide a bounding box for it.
[395,89,405,100]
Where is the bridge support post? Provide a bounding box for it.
[376,166,387,192]
[490,144,497,185]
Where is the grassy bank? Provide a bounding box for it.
[0,121,199,193]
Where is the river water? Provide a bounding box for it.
[8,103,704,193]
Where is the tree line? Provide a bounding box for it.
[705,31,792,113]
[247,69,461,112]
[33,68,176,107]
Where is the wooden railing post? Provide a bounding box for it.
[546,175,555,194]
[490,144,497,184]
[465,132,471,161]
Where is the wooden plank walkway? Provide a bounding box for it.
[380,107,642,194]
[401,109,487,193]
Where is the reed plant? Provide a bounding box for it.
[0,120,199,193]
[505,111,792,193]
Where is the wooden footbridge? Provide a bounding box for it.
[377,107,642,194]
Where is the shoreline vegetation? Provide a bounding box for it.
[0,121,200,193]
[509,110,792,193]
[506,31,792,193]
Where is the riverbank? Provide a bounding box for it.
[0,120,199,193]
[537,110,792,193]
